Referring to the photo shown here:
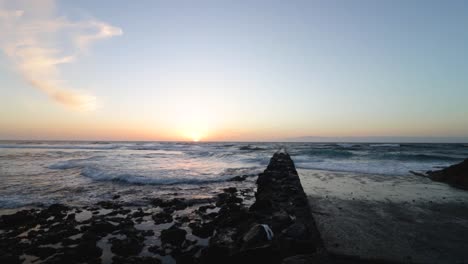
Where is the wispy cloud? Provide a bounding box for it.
[0,0,122,111]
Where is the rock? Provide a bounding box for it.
[427,158,468,189]
[142,230,155,236]
[168,198,188,210]
[112,256,161,264]
[97,200,121,209]
[112,194,121,200]
[272,210,293,230]
[150,198,165,207]
[47,203,69,214]
[241,224,273,250]
[189,221,215,238]
[88,221,119,235]
[148,245,165,255]
[0,254,21,264]
[76,240,103,259]
[281,222,308,240]
[152,212,173,224]
[132,209,147,218]
[161,225,187,246]
[223,187,237,194]
[111,236,144,256]
[216,193,243,207]
[150,198,187,210]
[0,210,35,228]
[228,175,248,182]
[281,254,315,264]
[26,247,57,259]
[198,204,216,213]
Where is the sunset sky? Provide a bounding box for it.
[1,0,468,142]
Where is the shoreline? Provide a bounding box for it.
[2,151,467,263]
[0,151,323,264]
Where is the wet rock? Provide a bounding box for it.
[427,158,468,189]
[176,215,191,223]
[150,198,187,210]
[47,203,69,215]
[223,187,237,194]
[152,212,173,224]
[26,246,57,259]
[189,221,215,238]
[198,204,216,213]
[111,236,145,256]
[0,210,35,228]
[282,222,308,240]
[272,210,293,230]
[132,209,147,218]
[173,245,203,264]
[150,198,165,207]
[228,175,248,182]
[281,254,315,264]
[216,193,243,207]
[66,213,76,221]
[142,230,155,236]
[112,194,121,200]
[88,220,119,235]
[113,256,161,264]
[76,240,103,260]
[161,225,187,246]
[0,254,21,264]
[148,245,166,255]
[241,224,272,250]
[97,200,121,209]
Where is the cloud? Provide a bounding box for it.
[0,0,122,111]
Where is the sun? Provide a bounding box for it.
[189,131,202,142]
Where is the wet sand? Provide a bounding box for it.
[298,169,468,263]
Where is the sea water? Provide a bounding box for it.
[0,141,466,209]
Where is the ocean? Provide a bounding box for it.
[0,141,467,209]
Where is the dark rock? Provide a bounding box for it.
[168,198,188,210]
[228,175,248,182]
[216,193,243,207]
[26,247,57,259]
[112,194,121,200]
[161,225,187,246]
[223,187,237,193]
[88,221,119,235]
[142,230,155,236]
[47,203,69,215]
[148,245,166,255]
[111,236,145,256]
[282,222,308,240]
[198,204,216,213]
[1,210,35,228]
[132,209,147,218]
[76,240,103,259]
[150,198,187,210]
[112,256,161,264]
[189,221,215,238]
[97,200,121,209]
[66,213,75,221]
[427,158,468,189]
[281,254,315,264]
[152,211,173,224]
[241,224,273,250]
[0,254,21,264]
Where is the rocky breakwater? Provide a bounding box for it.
[427,158,468,190]
[201,150,326,264]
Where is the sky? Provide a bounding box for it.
[0,0,467,142]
